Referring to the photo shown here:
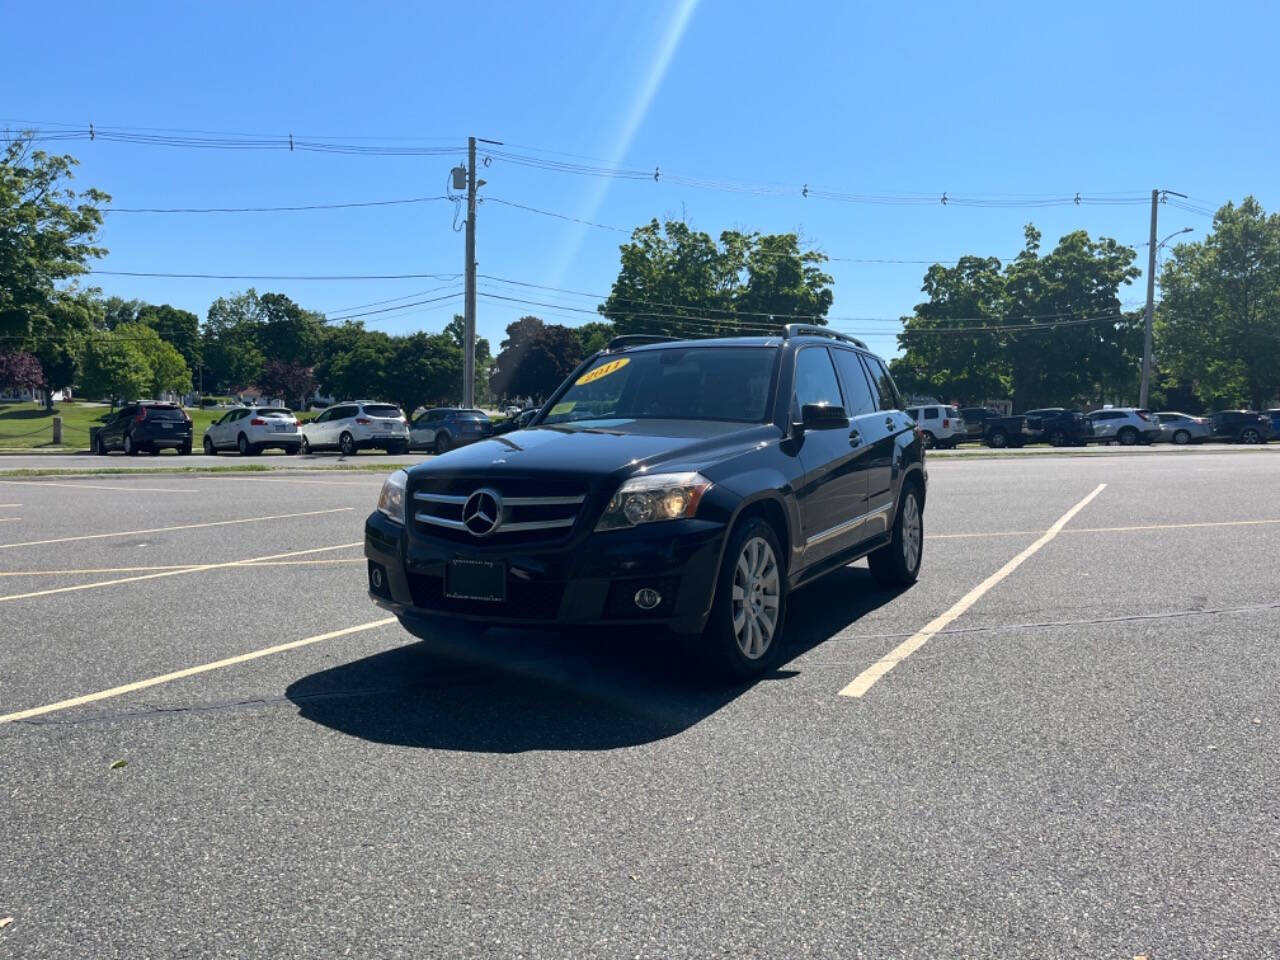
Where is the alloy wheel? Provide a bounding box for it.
[731,536,780,660]
[901,493,922,572]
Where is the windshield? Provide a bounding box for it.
[543,347,777,425]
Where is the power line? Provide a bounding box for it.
[89,270,461,281]
[104,196,450,214]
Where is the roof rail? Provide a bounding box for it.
[605,334,678,351]
[781,323,867,350]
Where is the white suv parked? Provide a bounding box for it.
[905,404,965,449]
[301,402,410,456]
[1088,407,1161,445]
[203,406,302,456]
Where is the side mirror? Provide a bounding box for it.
[798,403,849,431]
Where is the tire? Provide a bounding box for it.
[1117,427,1139,446]
[123,433,138,456]
[339,432,357,457]
[435,432,451,454]
[179,441,192,456]
[149,446,160,456]
[237,433,251,456]
[921,431,935,450]
[869,482,924,588]
[301,437,312,455]
[702,516,787,682]
[203,437,217,456]
[285,445,299,456]
[1242,428,1261,445]
[1173,429,1191,445]
[390,441,409,455]
[986,429,1007,448]
[1047,429,1066,447]
[95,433,108,455]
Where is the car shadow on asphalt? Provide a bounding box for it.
[285,564,902,753]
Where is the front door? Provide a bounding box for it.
[791,346,870,570]
[855,353,912,539]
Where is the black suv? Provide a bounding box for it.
[95,402,193,455]
[1210,410,1273,444]
[365,327,927,679]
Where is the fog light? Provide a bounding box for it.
[634,587,662,611]
[371,567,384,589]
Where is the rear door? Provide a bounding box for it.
[791,346,869,568]
[856,353,910,536]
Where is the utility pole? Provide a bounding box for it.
[463,136,477,410]
[1139,188,1187,408]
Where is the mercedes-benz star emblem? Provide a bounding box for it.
[462,488,503,537]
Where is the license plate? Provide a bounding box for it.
[161,422,172,429]
[445,559,506,601]
[273,424,288,432]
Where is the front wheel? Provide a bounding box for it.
[1172,429,1191,445]
[703,517,787,681]
[435,432,451,454]
[237,433,251,456]
[339,432,357,457]
[203,437,217,456]
[301,437,312,455]
[921,431,935,450]
[1117,427,1139,446]
[869,484,924,588]
[1241,428,1261,444]
[987,429,1007,448]
[123,433,138,456]
[1047,429,1066,447]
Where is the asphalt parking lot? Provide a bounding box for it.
[2,452,1277,958]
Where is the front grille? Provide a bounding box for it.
[407,573,564,620]
[410,476,590,545]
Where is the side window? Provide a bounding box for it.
[905,408,919,420]
[832,350,876,417]
[924,407,939,420]
[332,406,355,421]
[861,355,903,411]
[792,347,843,410]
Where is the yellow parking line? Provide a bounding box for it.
[239,557,365,567]
[0,507,353,550]
[0,480,199,493]
[0,542,362,603]
[927,517,1280,540]
[840,483,1107,699]
[0,564,200,577]
[0,617,397,724]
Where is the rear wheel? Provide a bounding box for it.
[1117,426,1139,446]
[921,431,935,450]
[203,437,217,456]
[1173,429,1191,445]
[123,433,138,456]
[435,432,451,454]
[94,433,108,455]
[987,429,1008,448]
[703,517,786,681]
[869,483,924,588]
[301,437,312,455]
[237,433,251,456]
[1242,428,1261,444]
[179,440,192,456]
[1047,429,1067,447]
[285,444,300,455]
[339,431,357,457]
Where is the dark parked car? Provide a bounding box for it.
[95,402,193,456]
[1267,410,1280,439]
[366,327,927,681]
[982,413,1033,448]
[958,407,1002,443]
[409,408,493,453]
[1020,408,1093,446]
[1209,410,1273,444]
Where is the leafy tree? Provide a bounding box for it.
[314,324,391,402]
[599,218,834,338]
[384,332,463,413]
[31,291,100,406]
[203,290,266,391]
[490,316,583,400]
[135,304,202,371]
[1157,197,1280,409]
[113,322,191,397]
[444,313,492,401]
[574,320,614,354]
[0,136,108,342]
[0,350,43,393]
[897,226,1140,410]
[259,292,325,366]
[258,360,315,410]
[102,296,144,330]
[79,334,151,404]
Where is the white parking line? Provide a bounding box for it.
[199,476,381,487]
[928,517,1280,540]
[0,507,353,550]
[0,617,397,724]
[0,480,199,493]
[839,483,1107,699]
[0,542,362,603]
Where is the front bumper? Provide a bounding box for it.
[364,509,727,634]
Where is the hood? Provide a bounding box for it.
[409,419,776,480]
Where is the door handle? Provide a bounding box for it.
[884,417,895,430]
[848,429,862,447]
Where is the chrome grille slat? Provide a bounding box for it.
[498,517,576,532]
[415,513,468,530]
[501,495,585,506]
[410,478,588,542]
[413,492,468,504]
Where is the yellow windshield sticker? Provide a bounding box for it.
[549,401,576,416]
[575,357,630,386]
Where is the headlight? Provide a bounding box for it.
[595,472,711,531]
[377,469,408,524]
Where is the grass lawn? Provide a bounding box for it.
[1,402,223,451]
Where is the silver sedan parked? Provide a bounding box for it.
[1154,411,1212,445]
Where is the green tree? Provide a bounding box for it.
[0,136,108,342]
[1157,197,1280,409]
[574,320,615,354]
[102,296,143,329]
[115,322,191,397]
[135,304,202,371]
[444,313,492,401]
[79,334,151,404]
[383,332,463,413]
[257,360,315,410]
[599,219,834,338]
[490,316,583,400]
[203,290,265,391]
[314,323,391,402]
[259,292,325,366]
[897,226,1140,410]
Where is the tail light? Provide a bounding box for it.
[942,418,950,428]
[294,419,302,427]
[134,408,148,422]
[355,417,371,425]
[182,411,192,423]
[250,417,267,426]
[1137,412,1151,421]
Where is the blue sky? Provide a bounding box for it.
[3,0,1276,359]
